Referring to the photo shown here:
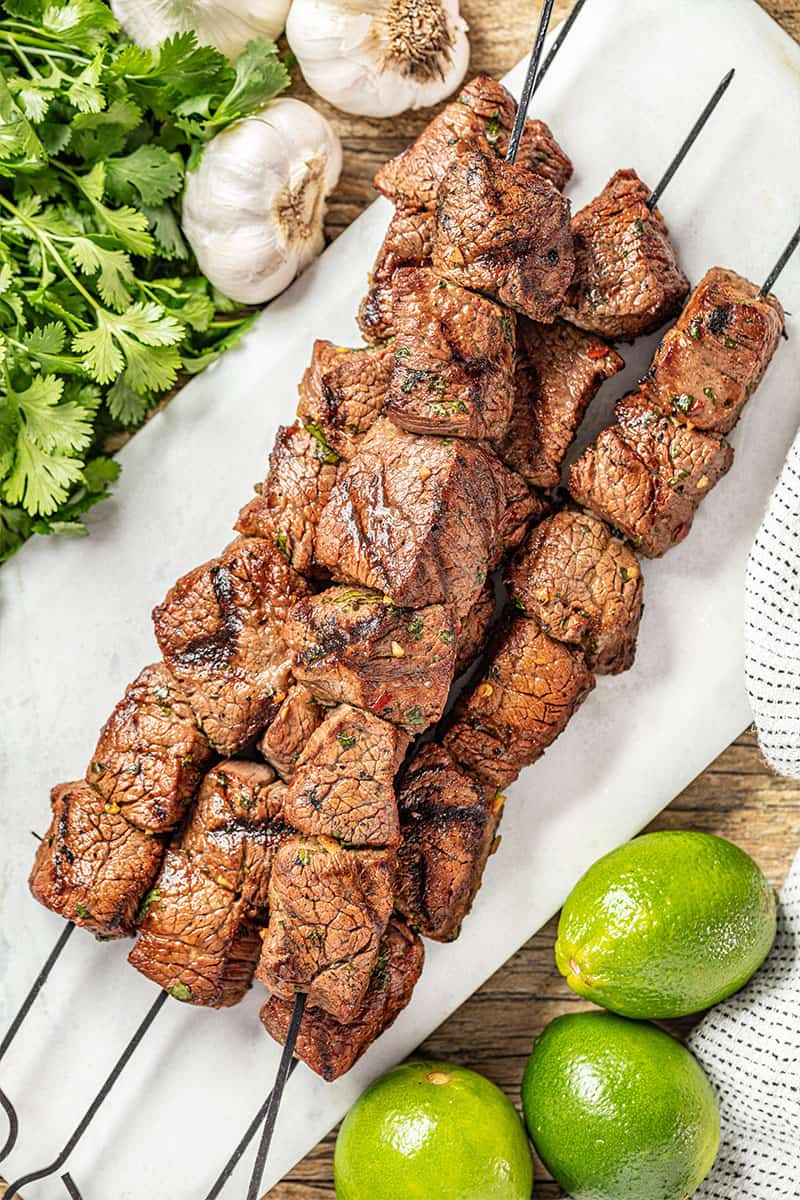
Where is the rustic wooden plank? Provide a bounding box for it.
[271,4,800,1196]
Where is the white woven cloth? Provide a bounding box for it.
[744,434,800,779]
[689,850,800,1197]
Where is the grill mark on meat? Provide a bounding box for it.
[173,563,241,670]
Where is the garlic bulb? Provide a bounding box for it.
[181,98,343,305]
[111,0,291,60]
[286,0,470,118]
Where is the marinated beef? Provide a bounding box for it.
[179,761,289,911]
[260,917,424,1081]
[562,169,689,339]
[87,663,213,834]
[387,267,515,441]
[315,418,510,619]
[297,340,394,459]
[395,745,503,941]
[374,75,572,210]
[235,423,341,579]
[359,207,435,344]
[615,389,734,501]
[128,850,261,1007]
[258,684,324,780]
[287,585,458,732]
[507,510,644,675]
[569,427,698,557]
[433,151,574,324]
[645,267,784,434]
[455,582,496,675]
[498,459,548,557]
[257,837,395,1023]
[283,705,406,847]
[443,617,595,787]
[153,536,309,755]
[499,320,624,488]
[29,780,165,939]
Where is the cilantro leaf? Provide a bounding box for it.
[211,40,291,128]
[105,146,184,207]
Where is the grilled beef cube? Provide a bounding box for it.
[507,511,643,675]
[257,836,395,1023]
[562,170,689,340]
[258,684,324,780]
[455,582,496,675]
[387,268,515,441]
[499,320,624,489]
[30,780,164,938]
[283,705,407,847]
[374,76,572,210]
[179,761,288,911]
[154,536,309,755]
[87,663,213,834]
[287,585,458,732]
[396,746,503,941]
[646,267,784,434]
[616,390,734,501]
[569,428,698,558]
[359,207,435,344]
[260,917,424,1081]
[433,152,574,324]
[296,340,394,459]
[444,617,595,787]
[316,418,511,619]
[128,850,261,1007]
[235,422,341,579]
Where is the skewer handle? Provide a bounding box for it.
[246,993,306,1200]
[534,0,589,91]
[203,1061,299,1199]
[647,69,735,212]
[506,0,556,165]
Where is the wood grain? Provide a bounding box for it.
[272,3,800,1196]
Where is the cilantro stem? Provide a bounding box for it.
[0,30,91,64]
[0,195,100,313]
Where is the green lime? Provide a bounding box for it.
[334,1060,533,1200]
[522,1011,719,1200]
[556,830,776,1018]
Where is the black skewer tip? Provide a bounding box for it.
[535,0,589,92]
[246,993,306,1200]
[760,221,800,296]
[647,68,735,212]
[507,0,556,165]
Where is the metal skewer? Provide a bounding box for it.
[647,69,735,211]
[534,0,589,91]
[203,1062,299,1200]
[245,995,307,1200]
[506,0,556,164]
[760,220,800,295]
[0,921,75,1161]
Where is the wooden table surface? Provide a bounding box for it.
[274,3,800,1196]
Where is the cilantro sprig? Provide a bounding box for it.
[0,0,290,559]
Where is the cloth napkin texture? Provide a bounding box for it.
[689,849,800,1198]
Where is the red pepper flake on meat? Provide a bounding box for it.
[586,342,611,360]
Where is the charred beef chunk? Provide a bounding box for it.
[569,428,698,558]
[498,459,548,557]
[645,267,784,434]
[395,745,503,941]
[562,169,689,340]
[297,340,394,459]
[235,422,341,579]
[258,684,324,780]
[433,151,574,324]
[153,536,310,755]
[359,207,435,344]
[507,511,644,675]
[443,617,595,787]
[455,582,496,675]
[499,320,624,489]
[29,780,164,938]
[387,268,515,441]
[261,916,424,1081]
[316,418,511,619]
[179,761,289,911]
[287,585,458,732]
[257,836,395,1023]
[615,389,734,501]
[283,705,407,847]
[374,76,572,210]
[128,850,261,1007]
[87,663,213,834]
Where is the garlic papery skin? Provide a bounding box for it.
[110,0,291,60]
[286,0,470,118]
[181,98,343,306]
